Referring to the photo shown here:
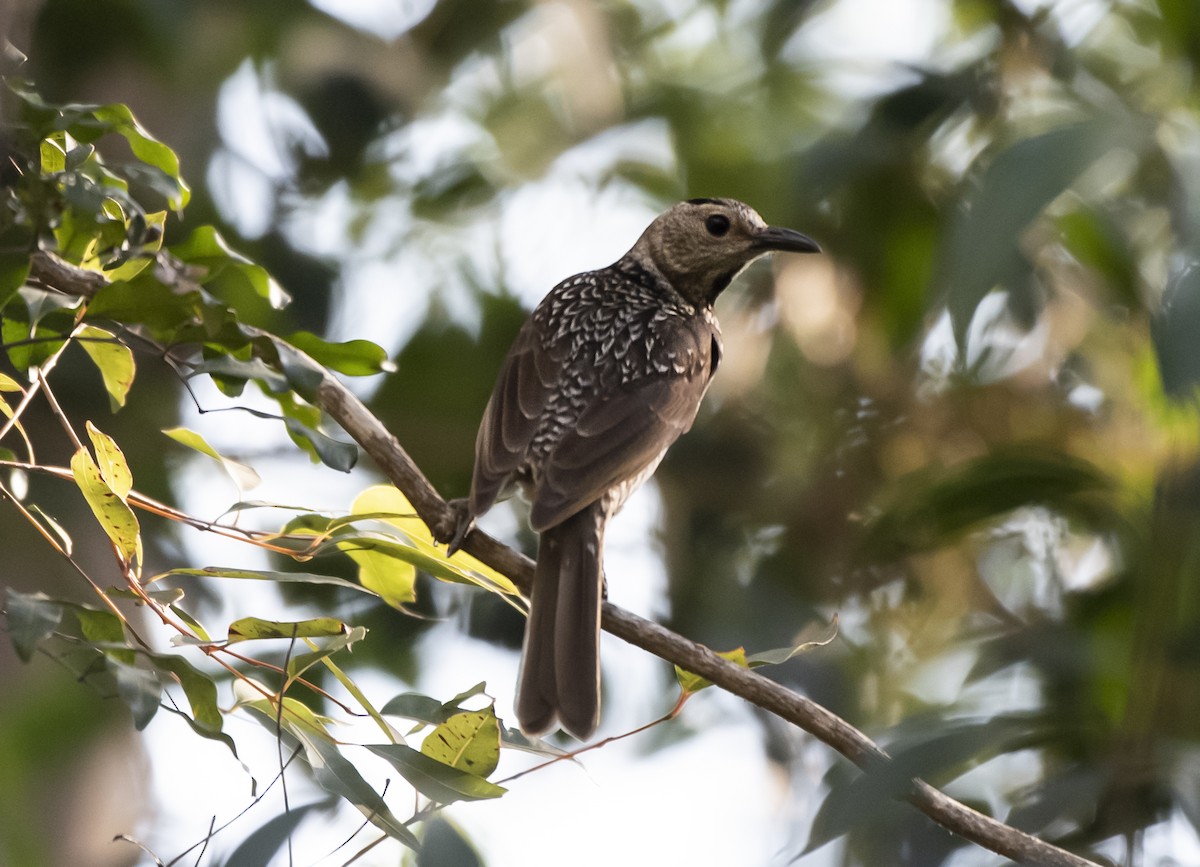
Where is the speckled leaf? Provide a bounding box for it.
[71,446,140,563]
[420,708,502,779]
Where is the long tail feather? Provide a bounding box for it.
[515,504,604,739]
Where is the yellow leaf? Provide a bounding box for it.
[675,647,749,694]
[71,446,140,563]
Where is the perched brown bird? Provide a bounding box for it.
[451,198,820,739]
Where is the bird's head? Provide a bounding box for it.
[628,198,820,308]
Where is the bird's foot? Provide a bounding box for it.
[441,498,474,555]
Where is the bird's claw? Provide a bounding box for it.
[442,498,474,556]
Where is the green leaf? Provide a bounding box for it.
[348,486,518,595]
[170,226,287,308]
[153,565,378,597]
[241,691,336,742]
[224,802,331,867]
[3,589,63,662]
[40,134,67,173]
[298,733,420,849]
[418,818,484,867]
[113,662,163,730]
[89,102,192,210]
[381,692,449,725]
[805,717,1037,853]
[78,325,135,411]
[268,337,326,398]
[146,652,223,733]
[940,119,1135,344]
[862,447,1119,558]
[226,616,349,643]
[86,269,204,336]
[286,626,368,681]
[162,427,261,490]
[283,415,358,472]
[75,607,135,664]
[338,538,418,609]
[367,743,507,804]
[420,708,502,779]
[0,255,31,312]
[285,331,394,377]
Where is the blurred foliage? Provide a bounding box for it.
[5,0,1200,865]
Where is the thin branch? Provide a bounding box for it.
[29,248,1102,867]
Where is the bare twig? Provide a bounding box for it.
[29,248,1102,867]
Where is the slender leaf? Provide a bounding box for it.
[298,733,421,849]
[367,743,507,804]
[226,616,349,643]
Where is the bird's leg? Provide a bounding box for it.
[440,498,474,555]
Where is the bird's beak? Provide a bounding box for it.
[755,225,821,254]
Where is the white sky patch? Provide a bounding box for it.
[306,0,438,41]
[210,60,328,239]
[784,0,950,99]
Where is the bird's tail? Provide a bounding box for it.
[516,503,604,740]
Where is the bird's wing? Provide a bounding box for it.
[529,320,718,532]
[469,319,566,516]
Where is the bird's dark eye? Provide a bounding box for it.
[705,214,731,237]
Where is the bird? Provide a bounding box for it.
[449,198,820,739]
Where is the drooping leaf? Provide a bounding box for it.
[297,733,421,849]
[940,119,1137,345]
[72,443,140,563]
[282,415,358,472]
[85,421,133,499]
[78,325,135,411]
[146,652,224,733]
[223,802,333,867]
[28,505,72,555]
[240,689,335,743]
[112,662,163,730]
[3,589,63,662]
[367,743,507,804]
[162,427,261,490]
[417,818,484,867]
[89,102,191,210]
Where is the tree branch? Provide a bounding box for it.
[29,249,1101,867]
